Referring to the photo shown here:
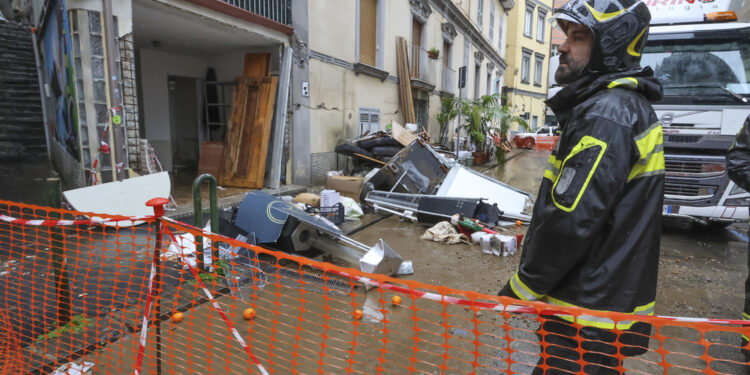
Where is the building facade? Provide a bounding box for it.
[305,0,513,184]
[503,0,553,132]
[33,0,514,189]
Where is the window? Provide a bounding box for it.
[359,0,377,66]
[358,108,380,135]
[498,15,503,51]
[478,0,484,28]
[524,5,534,38]
[411,19,423,77]
[494,78,500,94]
[486,72,492,96]
[489,2,495,42]
[534,53,544,86]
[537,11,546,42]
[532,116,539,129]
[521,50,531,83]
[474,64,481,98]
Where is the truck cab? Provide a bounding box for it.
[641,0,750,225]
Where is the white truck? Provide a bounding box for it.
[641,0,750,226]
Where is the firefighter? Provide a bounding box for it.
[497,0,665,373]
[725,114,750,365]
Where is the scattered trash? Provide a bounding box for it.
[340,196,363,220]
[294,192,321,207]
[365,191,503,225]
[420,222,469,244]
[234,192,406,276]
[50,361,94,375]
[327,175,365,202]
[320,189,340,208]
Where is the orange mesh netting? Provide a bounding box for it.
[0,198,748,374]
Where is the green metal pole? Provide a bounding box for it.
[47,177,71,325]
[192,174,219,272]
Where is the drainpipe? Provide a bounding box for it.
[31,29,52,163]
[102,0,125,181]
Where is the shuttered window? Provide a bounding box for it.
[359,108,380,135]
[359,0,377,66]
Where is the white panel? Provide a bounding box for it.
[436,166,529,214]
[63,172,171,226]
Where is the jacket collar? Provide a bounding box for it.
[546,67,663,128]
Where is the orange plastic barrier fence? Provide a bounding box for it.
[0,198,749,374]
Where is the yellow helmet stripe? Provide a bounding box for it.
[627,27,647,57]
[584,2,625,21]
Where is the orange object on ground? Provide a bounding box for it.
[171,312,184,323]
[353,309,363,320]
[243,308,256,320]
[391,295,402,305]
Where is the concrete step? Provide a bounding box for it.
[0,55,36,65]
[0,92,42,101]
[0,49,34,58]
[0,114,43,123]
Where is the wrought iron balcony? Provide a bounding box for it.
[222,0,292,26]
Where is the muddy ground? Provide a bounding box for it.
[353,149,748,320]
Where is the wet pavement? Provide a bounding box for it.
[3,149,749,373]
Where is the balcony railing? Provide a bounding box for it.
[442,66,456,95]
[409,45,437,86]
[222,0,292,25]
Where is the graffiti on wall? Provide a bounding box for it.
[39,0,80,159]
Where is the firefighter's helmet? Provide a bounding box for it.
[551,0,651,73]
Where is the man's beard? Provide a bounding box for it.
[555,54,587,85]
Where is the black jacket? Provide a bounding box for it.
[725,115,750,324]
[500,68,665,331]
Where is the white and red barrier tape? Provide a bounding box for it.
[0,214,149,226]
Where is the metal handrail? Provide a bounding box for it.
[222,0,292,25]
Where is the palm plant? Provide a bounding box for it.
[460,94,528,162]
[437,97,459,146]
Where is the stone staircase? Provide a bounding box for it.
[0,19,46,161]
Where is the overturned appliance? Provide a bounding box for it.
[233,191,404,276]
[362,140,533,222]
[361,139,453,201]
[436,165,533,222]
[365,191,504,225]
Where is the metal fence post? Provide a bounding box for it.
[192,174,219,272]
[146,197,169,375]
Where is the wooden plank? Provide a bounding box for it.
[395,37,415,125]
[220,76,279,188]
[244,53,270,79]
[391,121,417,147]
[197,141,224,179]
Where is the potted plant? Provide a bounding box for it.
[460,96,492,165]
[427,47,440,59]
[460,94,528,165]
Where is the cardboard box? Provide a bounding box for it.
[326,176,365,202]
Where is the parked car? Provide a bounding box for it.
[512,126,559,149]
